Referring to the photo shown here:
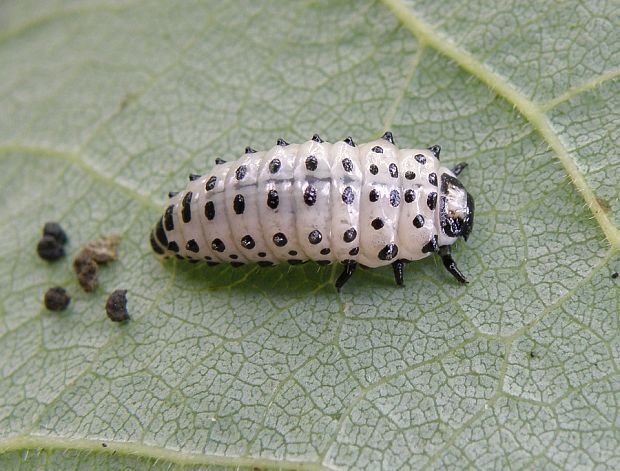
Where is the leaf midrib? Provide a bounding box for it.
[380,0,620,250]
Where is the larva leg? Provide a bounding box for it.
[452,162,468,176]
[438,246,468,284]
[335,261,357,291]
[392,260,405,286]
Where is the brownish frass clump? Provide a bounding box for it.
[44,287,71,311]
[73,235,120,291]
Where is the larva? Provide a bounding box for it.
[150,132,474,289]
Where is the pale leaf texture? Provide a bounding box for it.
[0,1,619,470]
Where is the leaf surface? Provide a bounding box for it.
[0,0,619,469]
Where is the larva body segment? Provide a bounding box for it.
[151,132,475,288]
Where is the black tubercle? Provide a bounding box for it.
[344,136,355,147]
[428,144,441,159]
[277,138,289,146]
[245,146,257,154]
[215,158,227,165]
[189,174,200,181]
[382,131,395,144]
[312,133,323,143]
[168,191,178,198]
[452,162,468,176]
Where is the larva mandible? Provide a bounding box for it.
[150,132,474,289]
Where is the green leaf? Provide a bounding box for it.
[1,0,618,469]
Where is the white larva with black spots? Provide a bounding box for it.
[151,132,475,289]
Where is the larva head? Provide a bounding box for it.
[439,173,474,242]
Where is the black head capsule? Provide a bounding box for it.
[189,174,201,181]
[428,145,441,159]
[168,191,179,198]
[245,146,257,154]
[215,158,227,165]
[344,136,356,147]
[312,133,323,143]
[277,138,289,146]
[382,131,395,144]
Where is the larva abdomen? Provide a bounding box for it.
[151,132,475,288]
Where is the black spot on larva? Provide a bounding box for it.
[427,192,437,210]
[312,133,323,143]
[37,235,65,261]
[428,144,441,159]
[211,238,225,252]
[229,254,238,260]
[233,194,245,214]
[371,218,384,230]
[150,233,165,254]
[44,287,71,311]
[175,254,184,260]
[342,186,354,204]
[205,201,215,220]
[258,261,274,267]
[342,158,353,172]
[181,192,193,223]
[288,259,305,265]
[206,176,217,191]
[343,228,357,243]
[168,241,179,252]
[317,260,331,265]
[207,261,220,266]
[389,163,398,178]
[320,248,331,255]
[390,189,400,207]
[415,154,426,164]
[205,255,212,260]
[404,189,415,203]
[344,136,355,147]
[422,235,438,253]
[305,155,318,171]
[369,189,380,202]
[43,222,68,245]
[231,261,245,268]
[277,138,289,146]
[273,232,288,247]
[164,205,174,230]
[405,171,415,180]
[186,239,199,253]
[412,215,425,228]
[267,189,279,209]
[304,185,317,206]
[106,289,129,322]
[188,259,199,264]
[258,252,267,257]
[349,247,359,256]
[308,230,322,244]
[289,250,298,256]
[245,146,256,154]
[155,219,168,246]
[382,131,394,144]
[269,158,281,174]
[215,158,226,165]
[168,191,178,198]
[189,173,200,181]
[428,172,438,186]
[369,164,378,175]
[372,146,383,153]
[241,235,255,249]
[235,165,247,181]
[378,243,398,261]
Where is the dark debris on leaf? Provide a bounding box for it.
[44,287,71,311]
[106,289,130,322]
[37,235,65,261]
[43,222,68,245]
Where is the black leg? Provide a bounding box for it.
[335,261,357,291]
[439,246,468,284]
[392,260,405,286]
[452,162,468,176]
